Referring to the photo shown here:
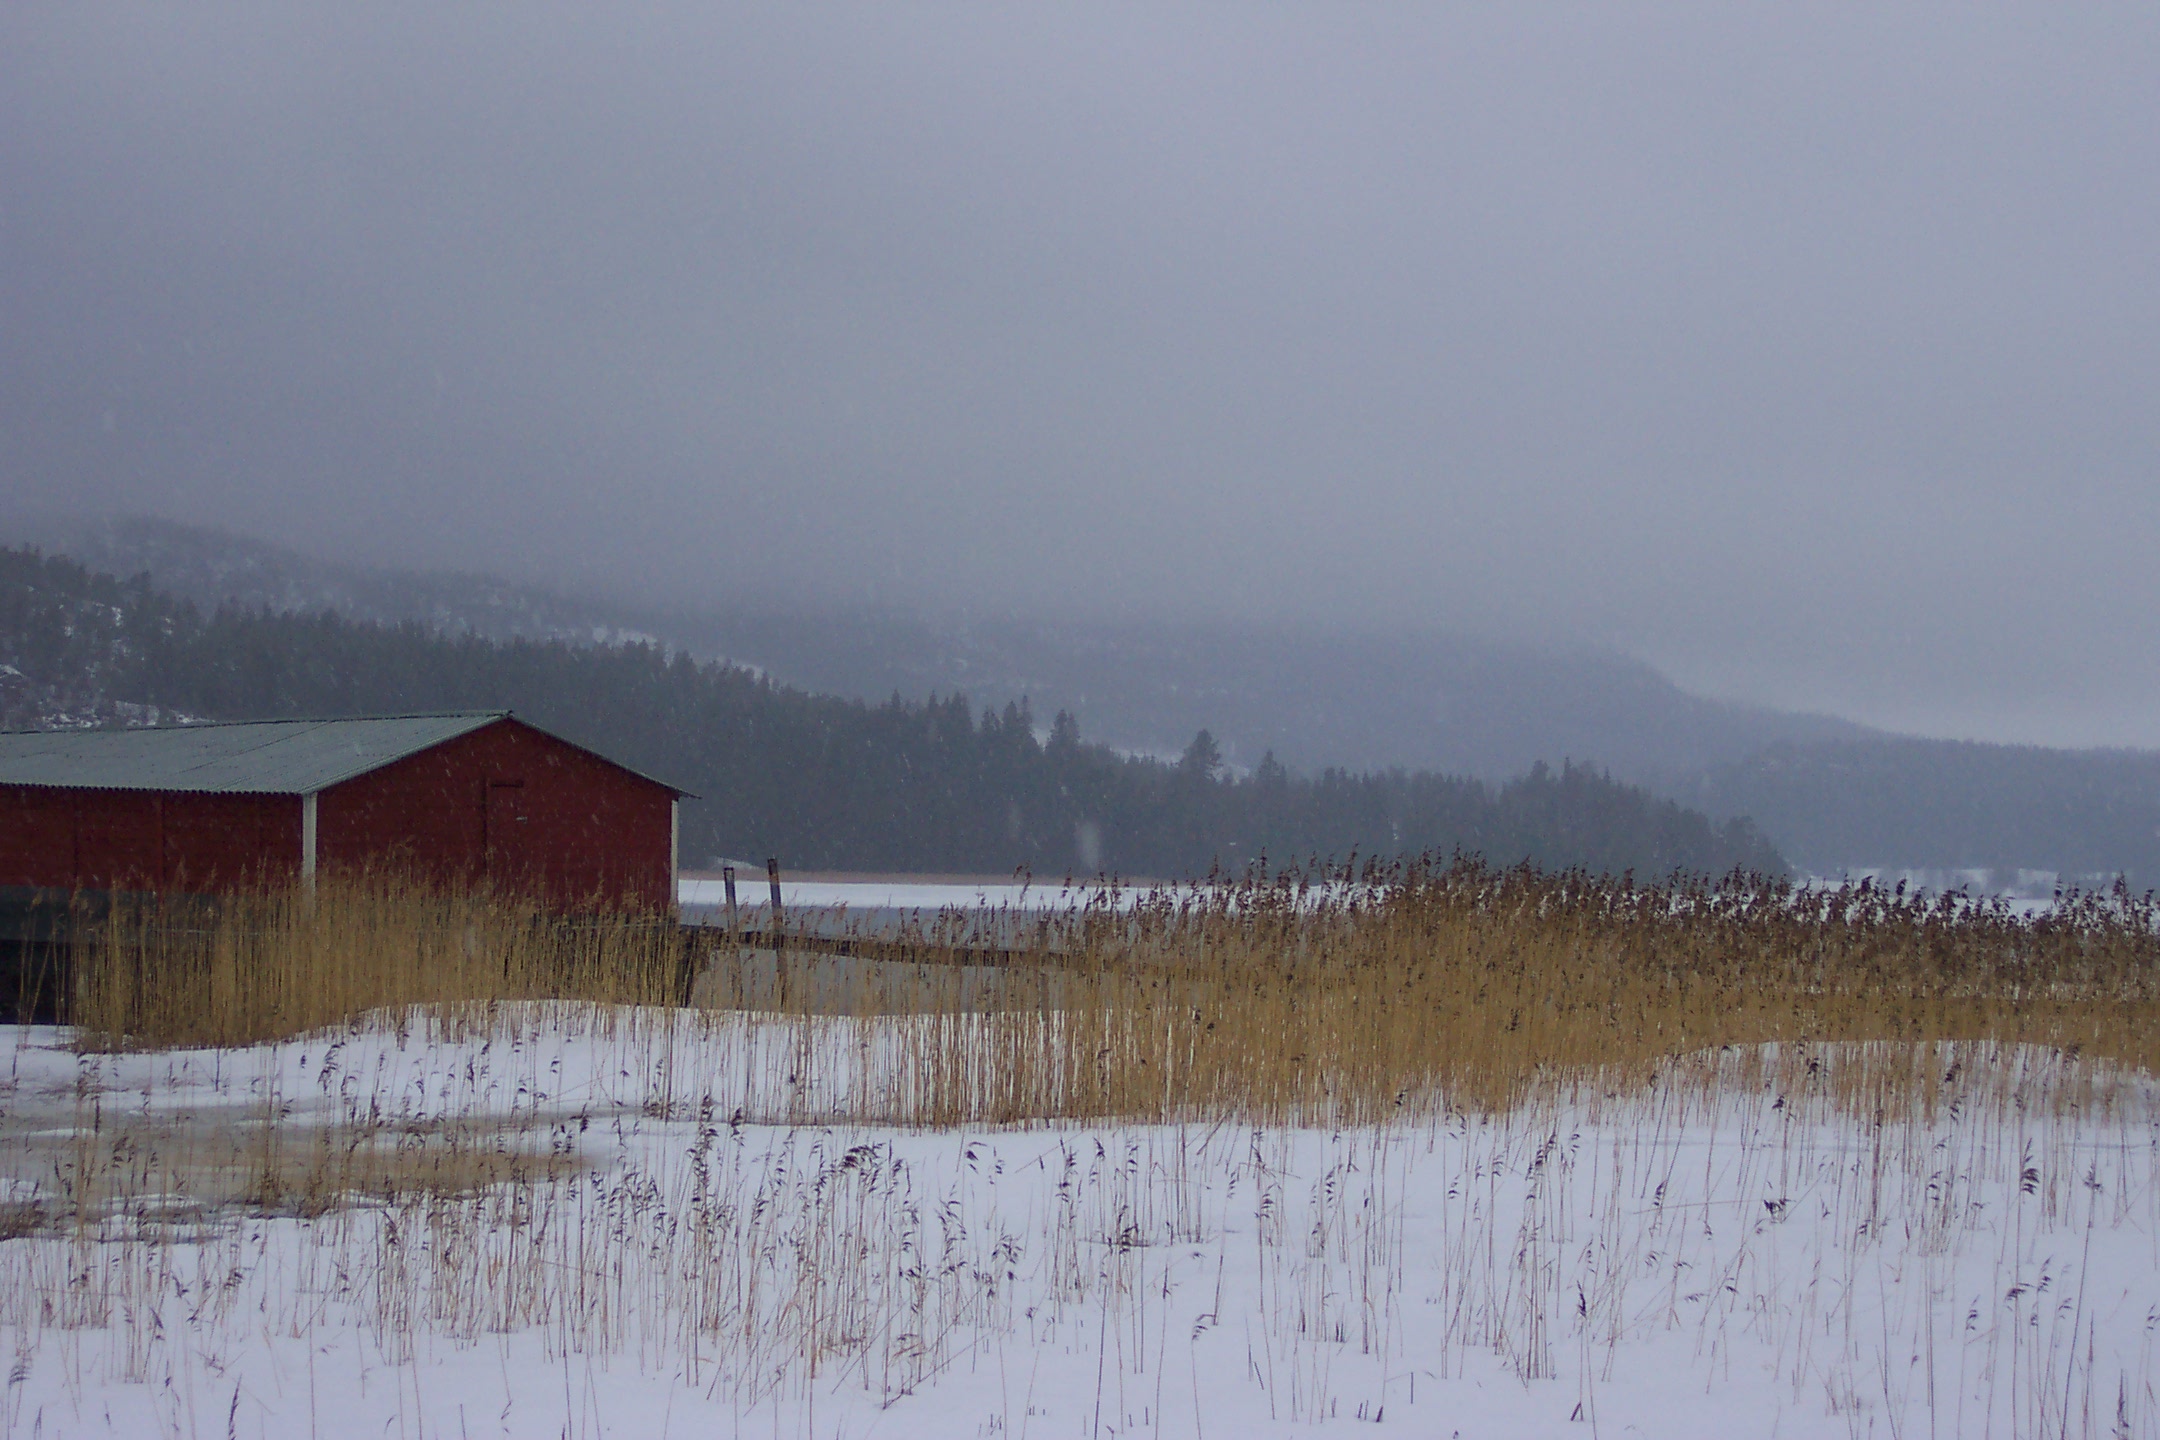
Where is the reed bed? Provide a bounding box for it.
[0,1017,2151,1436]
[7,861,2159,1435]
[63,859,2160,1126]
[68,875,690,1053]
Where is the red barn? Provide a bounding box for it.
[0,712,689,911]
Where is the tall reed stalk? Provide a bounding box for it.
[70,874,686,1052]
[67,859,2160,1125]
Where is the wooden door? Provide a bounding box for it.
[485,779,531,891]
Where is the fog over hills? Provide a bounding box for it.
[7,514,673,652]
[11,513,2160,890]
[0,525,1794,880]
[1684,740,2160,887]
[6,6,2158,890]
[721,617,1881,785]
[8,513,1870,781]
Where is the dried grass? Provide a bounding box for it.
[7,862,2158,1434]
[61,859,2160,1126]
[68,874,687,1053]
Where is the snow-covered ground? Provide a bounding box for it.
[0,1008,2153,1438]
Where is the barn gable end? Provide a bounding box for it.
[319,719,680,909]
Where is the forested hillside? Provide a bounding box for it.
[4,514,1873,783]
[1688,739,2160,888]
[0,545,1785,878]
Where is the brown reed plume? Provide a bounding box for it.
[68,873,687,1052]
[63,858,2160,1125]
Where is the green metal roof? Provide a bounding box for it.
[0,712,511,794]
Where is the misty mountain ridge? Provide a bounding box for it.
[0,541,1786,880]
[4,513,679,654]
[2,513,1873,785]
[10,514,2160,889]
[1685,738,2160,887]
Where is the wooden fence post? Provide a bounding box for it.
[766,858,788,1007]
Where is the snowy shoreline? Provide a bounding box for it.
[1,1008,2152,1438]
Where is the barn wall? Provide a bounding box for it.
[0,786,302,892]
[317,720,675,910]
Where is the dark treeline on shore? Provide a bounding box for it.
[0,546,1786,878]
[1689,738,2160,887]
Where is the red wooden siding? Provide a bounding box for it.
[316,719,674,911]
[0,717,675,911]
[0,786,301,891]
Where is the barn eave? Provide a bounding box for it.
[0,711,695,799]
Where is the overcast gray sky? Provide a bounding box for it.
[3,6,2157,746]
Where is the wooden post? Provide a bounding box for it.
[766,857,788,1008]
[722,864,739,944]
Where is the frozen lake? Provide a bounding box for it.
[678,876,1148,945]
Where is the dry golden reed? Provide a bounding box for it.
[64,858,2160,1125]
[68,873,688,1052]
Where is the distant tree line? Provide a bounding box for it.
[1688,739,2160,888]
[0,545,1786,879]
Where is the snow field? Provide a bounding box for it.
[0,1008,2153,1438]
